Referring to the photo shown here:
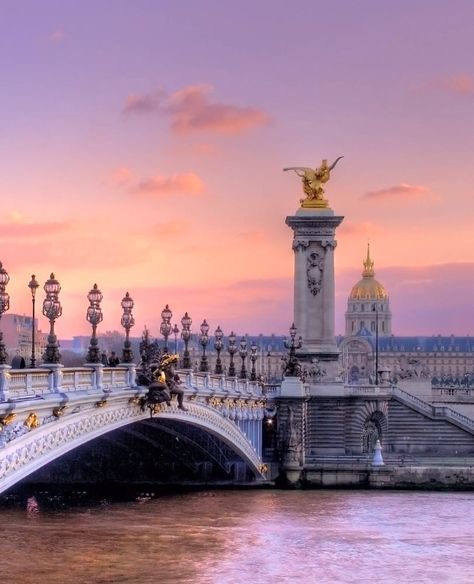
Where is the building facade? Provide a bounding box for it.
[2,314,47,365]
[339,248,474,383]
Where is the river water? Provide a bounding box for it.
[1,489,473,583]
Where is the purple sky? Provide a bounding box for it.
[1,1,473,337]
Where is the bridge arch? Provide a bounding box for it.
[0,401,265,494]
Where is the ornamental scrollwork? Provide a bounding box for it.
[306,250,325,295]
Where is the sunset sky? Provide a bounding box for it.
[1,0,474,339]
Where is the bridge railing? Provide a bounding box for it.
[0,364,265,403]
[0,364,136,402]
[176,370,264,398]
[344,384,392,396]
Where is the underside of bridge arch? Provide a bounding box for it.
[15,418,254,493]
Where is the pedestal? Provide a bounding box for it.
[280,376,306,397]
[286,205,344,376]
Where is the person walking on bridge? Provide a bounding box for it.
[11,350,26,369]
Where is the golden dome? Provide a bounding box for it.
[349,245,388,301]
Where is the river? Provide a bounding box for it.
[1,489,473,583]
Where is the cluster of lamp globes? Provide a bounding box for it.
[0,262,136,367]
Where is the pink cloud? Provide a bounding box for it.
[417,74,474,95]
[122,84,269,135]
[0,219,75,239]
[362,183,432,201]
[122,91,165,114]
[47,29,65,44]
[167,84,270,134]
[110,166,134,185]
[132,172,205,196]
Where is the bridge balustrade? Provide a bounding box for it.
[0,365,266,403]
[344,385,392,397]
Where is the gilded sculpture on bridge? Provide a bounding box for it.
[284,156,343,208]
[138,338,188,415]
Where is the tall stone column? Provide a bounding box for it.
[286,208,344,367]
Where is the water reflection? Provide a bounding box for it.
[1,490,474,583]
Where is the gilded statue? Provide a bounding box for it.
[284,157,343,207]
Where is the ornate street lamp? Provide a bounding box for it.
[214,325,224,374]
[181,312,192,369]
[160,304,172,353]
[121,291,135,363]
[283,322,303,377]
[42,273,62,364]
[28,275,39,368]
[199,319,210,372]
[86,283,103,363]
[239,337,248,379]
[172,323,179,353]
[0,262,10,365]
[227,331,237,377]
[250,341,258,381]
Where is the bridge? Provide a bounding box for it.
[0,363,269,495]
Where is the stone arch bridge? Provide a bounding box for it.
[0,364,270,494]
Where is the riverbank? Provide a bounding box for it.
[281,462,474,490]
[3,462,474,509]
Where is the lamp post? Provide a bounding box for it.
[228,331,237,377]
[172,323,179,354]
[121,291,135,363]
[283,323,303,377]
[199,319,210,372]
[239,337,248,379]
[181,312,192,369]
[42,273,62,364]
[28,275,39,368]
[214,326,224,374]
[160,304,172,353]
[250,341,258,381]
[86,283,103,363]
[372,303,379,385]
[0,262,10,365]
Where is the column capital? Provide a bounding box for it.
[321,239,337,249]
[292,239,310,252]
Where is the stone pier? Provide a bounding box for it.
[286,208,343,374]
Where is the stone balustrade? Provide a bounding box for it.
[0,364,265,403]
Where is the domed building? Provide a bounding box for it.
[338,246,474,386]
[345,245,392,337]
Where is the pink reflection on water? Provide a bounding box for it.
[0,490,473,583]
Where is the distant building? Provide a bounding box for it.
[1,314,47,364]
[338,246,474,383]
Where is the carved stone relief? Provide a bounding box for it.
[306,250,325,295]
